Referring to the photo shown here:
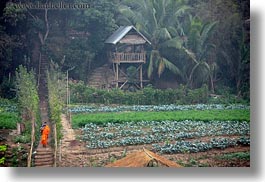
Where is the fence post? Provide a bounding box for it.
[53,124,57,167]
[59,139,62,163]
[27,117,35,167]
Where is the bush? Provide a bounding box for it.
[0,112,18,129]
[185,84,208,104]
[14,134,31,144]
[69,82,248,105]
[70,83,210,105]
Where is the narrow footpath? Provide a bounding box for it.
[58,114,88,167]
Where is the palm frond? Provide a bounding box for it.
[198,43,216,61]
[148,50,159,78]
[183,47,198,64]
[167,26,179,37]
[158,28,172,42]
[174,5,192,18]
[158,58,165,77]
[161,36,183,50]
[162,57,183,79]
[200,21,218,48]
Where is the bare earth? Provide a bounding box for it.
[57,115,250,167]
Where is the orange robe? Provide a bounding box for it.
[41,125,50,146]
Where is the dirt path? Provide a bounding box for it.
[58,114,89,167]
[61,114,75,141]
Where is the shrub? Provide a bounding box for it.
[69,82,247,105]
[70,83,210,105]
[0,112,18,129]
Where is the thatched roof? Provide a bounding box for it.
[105,148,182,168]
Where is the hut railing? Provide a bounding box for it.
[112,52,146,63]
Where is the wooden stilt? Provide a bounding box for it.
[116,63,119,88]
[140,64,143,88]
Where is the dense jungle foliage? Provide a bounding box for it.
[0,0,249,101]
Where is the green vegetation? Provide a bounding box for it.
[9,144,28,167]
[0,97,19,129]
[0,0,250,167]
[15,65,41,148]
[80,118,249,151]
[216,152,250,160]
[176,158,210,167]
[0,112,18,129]
[71,82,249,105]
[0,145,7,152]
[15,65,39,122]
[0,157,5,165]
[0,0,249,102]
[13,121,32,144]
[72,109,249,128]
[47,63,66,140]
[71,83,247,105]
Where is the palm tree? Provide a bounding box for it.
[182,16,218,89]
[117,0,191,79]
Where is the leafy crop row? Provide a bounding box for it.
[152,137,250,154]
[69,104,249,114]
[81,120,250,151]
[72,109,250,128]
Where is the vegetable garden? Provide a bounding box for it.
[69,104,250,167]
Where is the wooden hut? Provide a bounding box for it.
[105,26,151,89]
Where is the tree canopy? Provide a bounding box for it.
[0,0,250,100]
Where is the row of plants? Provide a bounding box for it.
[80,120,250,150]
[14,65,41,146]
[69,103,249,114]
[70,83,247,105]
[72,109,250,128]
[47,65,67,141]
[152,137,250,154]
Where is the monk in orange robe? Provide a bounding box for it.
[41,124,50,147]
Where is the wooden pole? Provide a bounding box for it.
[59,139,62,163]
[17,123,21,135]
[116,63,119,88]
[53,124,57,167]
[27,116,35,167]
[69,111,72,129]
[66,70,69,116]
[140,64,143,88]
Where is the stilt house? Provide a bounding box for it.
[105,26,151,89]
